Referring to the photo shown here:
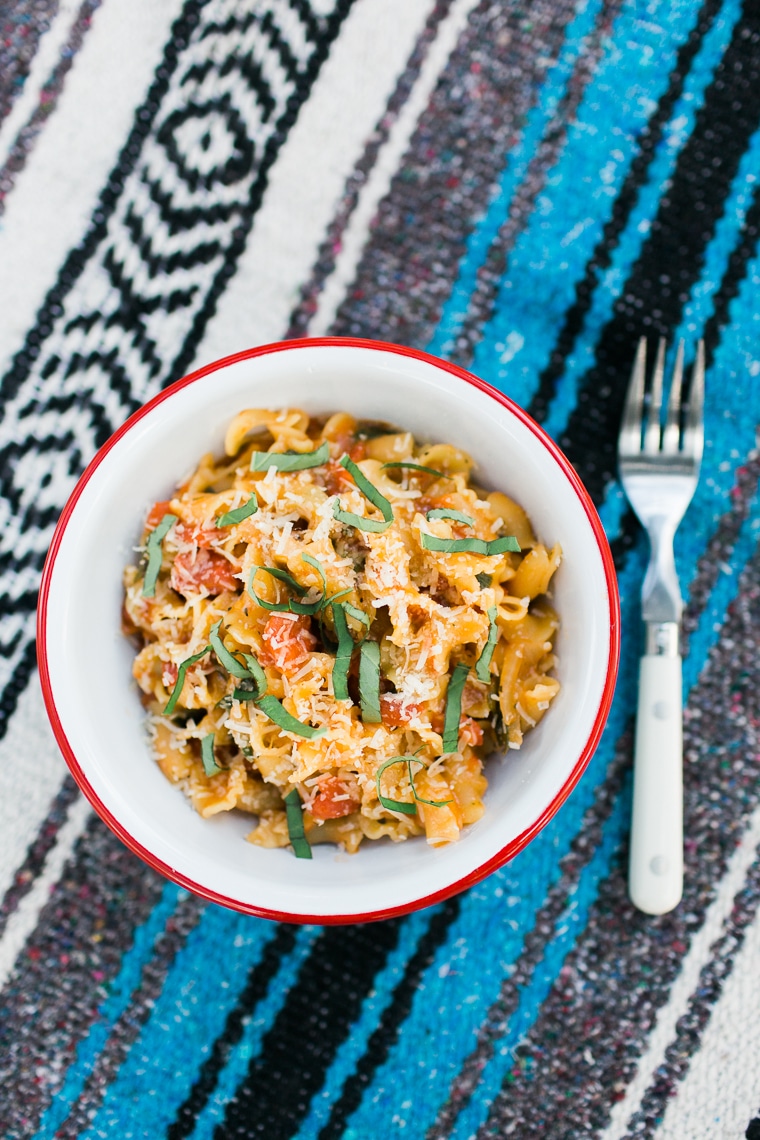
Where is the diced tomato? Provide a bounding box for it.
[259,613,316,674]
[430,711,484,747]
[162,662,178,688]
[173,521,218,548]
[380,695,423,728]
[145,500,174,531]
[170,549,240,596]
[333,436,366,463]
[459,717,484,748]
[323,460,355,496]
[309,776,360,820]
[323,440,368,495]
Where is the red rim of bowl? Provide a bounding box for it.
[37,336,621,925]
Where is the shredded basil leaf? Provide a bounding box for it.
[376,755,452,814]
[333,453,394,534]
[333,502,393,533]
[358,639,382,724]
[201,733,222,777]
[476,606,499,683]
[256,694,326,738]
[421,533,521,555]
[331,602,354,702]
[426,508,476,526]
[215,495,258,527]
[476,572,492,588]
[375,756,417,814]
[442,661,470,753]
[342,602,370,630]
[163,645,211,715]
[249,556,342,616]
[242,653,268,696]
[284,789,312,859]
[142,513,177,597]
[209,619,250,679]
[381,462,447,479]
[250,441,329,472]
[288,553,329,616]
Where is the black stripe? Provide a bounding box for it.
[0,0,206,411]
[0,0,357,742]
[747,1118,760,1140]
[166,0,355,389]
[215,920,403,1140]
[317,897,462,1140]
[528,0,724,423]
[166,924,299,1140]
[0,779,79,942]
[558,6,760,504]
[701,177,760,360]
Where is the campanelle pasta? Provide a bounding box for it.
[122,409,562,857]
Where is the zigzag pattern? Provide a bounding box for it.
[0,0,350,729]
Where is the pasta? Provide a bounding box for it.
[122,409,562,857]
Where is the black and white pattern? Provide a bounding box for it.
[0,0,352,736]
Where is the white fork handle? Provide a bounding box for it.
[628,653,683,915]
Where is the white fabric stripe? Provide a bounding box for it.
[600,802,760,1140]
[0,674,70,904]
[0,0,84,168]
[0,795,91,993]
[0,0,437,946]
[307,0,481,337]
[655,897,760,1139]
[194,0,440,364]
[0,0,185,381]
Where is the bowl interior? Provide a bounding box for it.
[42,341,615,921]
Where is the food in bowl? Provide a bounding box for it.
[122,406,562,858]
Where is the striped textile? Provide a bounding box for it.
[1,0,759,1135]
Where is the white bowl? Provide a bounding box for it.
[38,338,619,924]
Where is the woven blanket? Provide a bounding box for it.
[2,0,760,1136]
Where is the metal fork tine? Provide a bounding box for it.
[684,338,705,463]
[662,340,684,455]
[643,337,666,453]
[620,336,647,454]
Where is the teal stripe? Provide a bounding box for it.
[186,925,319,1140]
[72,906,287,1138]
[448,774,632,1140]
[335,228,760,1136]
[447,475,760,1140]
[540,0,745,440]
[34,882,187,1140]
[337,533,648,1140]
[427,0,604,360]
[289,909,432,1140]
[466,0,713,406]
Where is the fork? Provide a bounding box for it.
[618,337,705,915]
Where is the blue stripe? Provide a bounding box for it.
[540,0,746,441]
[289,909,433,1140]
[427,0,604,360]
[34,882,187,1140]
[337,522,647,1140]
[186,926,319,1140]
[465,0,720,408]
[72,907,288,1138]
[335,219,760,1136]
[448,774,633,1140]
[446,478,760,1140]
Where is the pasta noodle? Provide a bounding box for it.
[122,409,562,856]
